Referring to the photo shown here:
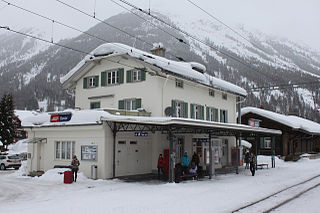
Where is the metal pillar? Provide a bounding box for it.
[236,96,241,174]
[168,130,174,183]
[255,135,258,170]
[271,136,276,168]
[112,123,117,178]
[235,135,239,174]
[209,134,213,179]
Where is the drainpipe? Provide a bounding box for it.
[112,122,117,178]
[162,76,169,116]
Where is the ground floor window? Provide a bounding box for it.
[55,141,75,160]
[260,137,271,149]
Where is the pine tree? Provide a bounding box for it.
[0,94,16,149]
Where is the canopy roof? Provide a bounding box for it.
[22,109,281,137]
[242,107,320,135]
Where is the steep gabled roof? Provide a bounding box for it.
[61,43,247,97]
[242,107,320,135]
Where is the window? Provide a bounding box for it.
[260,137,271,149]
[127,69,146,83]
[206,107,219,122]
[81,145,97,161]
[175,79,183,88]
[220,109,228,123]
[118,98,141,110]
[83,76,99,89]
[55,141,75,160]
[90,102,100,109]
[222,93,227,100]
[209,89,215,97]
[191,104,204,120]
[172,100,188,118]
[101,68,124,86]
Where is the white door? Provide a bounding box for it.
[115,140,128,177]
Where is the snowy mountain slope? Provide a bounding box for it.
[0,11,319,121]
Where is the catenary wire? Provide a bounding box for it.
[115,0,277,82]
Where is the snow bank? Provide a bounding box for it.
[35,168,88,183]
[61,43,247,96]
[7,139,28,155]
[242,107,320,134]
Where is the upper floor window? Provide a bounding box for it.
[206,107,219,122]
[127,69,146,83]
[209,89,215,97]
[191,104,204,120]
[175,79,184,88]
[83,76,99,89]
[220,109,228,123]
[101,68,124,86]
[172,100,188,118]
[222,93,227,100]
[118,98,142,110]
[90,101,100,109]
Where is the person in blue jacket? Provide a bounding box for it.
[181,151,190,174]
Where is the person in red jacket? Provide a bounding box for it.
[157,154,165,180]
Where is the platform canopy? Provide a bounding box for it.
[102,116,282,137]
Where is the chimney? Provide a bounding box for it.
[150,42,166,57]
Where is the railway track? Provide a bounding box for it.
[232,174,320,213]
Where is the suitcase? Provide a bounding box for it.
[64,171,73,184]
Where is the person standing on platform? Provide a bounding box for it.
[157,154,165,179]
[245,151,250,169]
[181,151,190,174]
[250,152,256,176]
[191,152,200,167]
[71,155,80,182]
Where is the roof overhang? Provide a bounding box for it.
[101,116,281,136]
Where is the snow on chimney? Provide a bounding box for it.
[150,42,166,57]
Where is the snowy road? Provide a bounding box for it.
[0,157,319,213]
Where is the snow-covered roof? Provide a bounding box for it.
[15,110,38,121]
[242,107,320,135]
[60,43,247,97]
[241,140,252,148]
[22,109,281,135]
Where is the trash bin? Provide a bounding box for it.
[91,165,97,180]
[64,170,73,184]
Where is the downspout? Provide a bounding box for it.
[162,75,169,116]
[112,122,117,178]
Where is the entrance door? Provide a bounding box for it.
[221,139,228,166]
[116,140,127,176]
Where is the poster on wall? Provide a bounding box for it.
[81,145,97,161]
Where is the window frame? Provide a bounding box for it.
[55,141,75,160]
[220,109,228,123]
[222,93,228,100]
[174,100,187,118]
[209,89,215,97]
[175,79,184,88]
[90,101,101,109]
[207,107,219,122]
[107,69,120,85]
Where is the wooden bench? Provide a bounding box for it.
[256,163,268,169]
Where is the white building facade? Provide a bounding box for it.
[25,43,253,179]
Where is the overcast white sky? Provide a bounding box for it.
[0,0,319,51]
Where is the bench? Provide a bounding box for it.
[256,163,268,169]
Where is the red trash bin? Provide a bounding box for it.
[64,171,73,184]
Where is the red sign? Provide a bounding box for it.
[50,115,60,122]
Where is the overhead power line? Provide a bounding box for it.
[249,81,320,92]
[115,0,275,81]
[1,0,186,70]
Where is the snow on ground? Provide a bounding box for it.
[7,139,28,155]
[0,156,320,212]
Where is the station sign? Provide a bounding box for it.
[50,113,72,122]
[134,132,148,136]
